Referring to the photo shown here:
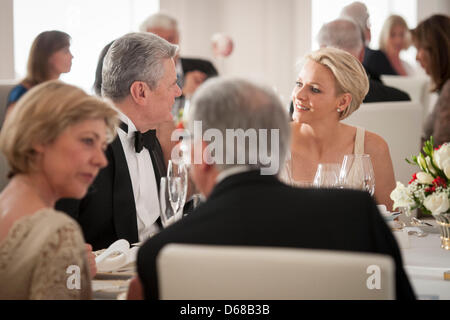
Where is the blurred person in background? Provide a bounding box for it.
[316,18,410,103]
[0,81,117,299]
[411,14,450,147]
[6,31,73,112]
[364,15,415,76]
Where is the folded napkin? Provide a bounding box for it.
[95,239,139,272]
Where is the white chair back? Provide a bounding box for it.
[157,244,395,300]
[381,75,430,122]
[343,101,422,184]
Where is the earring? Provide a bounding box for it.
[337,108,342,112]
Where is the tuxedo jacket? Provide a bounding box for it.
[137,170,416,300]
[56,137,142,250]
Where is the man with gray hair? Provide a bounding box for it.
[57,32,182,250]
[339,1,372,46]
[134,77,415,300]
[317,18,410,103]
[140,12,218,121]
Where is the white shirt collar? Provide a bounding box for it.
[216,166,252,184]
[117,109,138,139]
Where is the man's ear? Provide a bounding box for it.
[129,81,149,105]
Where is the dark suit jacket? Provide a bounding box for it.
[364,78,411,103]
[56,137,141,250]
[137,170,415,300]
[363,48,398,76]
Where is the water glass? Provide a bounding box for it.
[159,177,177,228]
[167,160,188,220]
[313,163,341,188]
[339,154,375,196]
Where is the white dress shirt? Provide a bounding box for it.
[117,111,160,241]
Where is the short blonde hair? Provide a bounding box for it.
[379,15,411,52]
[0,81,118,176]
[304,47,369,120]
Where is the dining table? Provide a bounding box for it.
[400,220,450,300]
[91,219,450,300]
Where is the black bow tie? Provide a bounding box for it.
[119,122,157,153]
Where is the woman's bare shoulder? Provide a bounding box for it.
[364,130,390,154]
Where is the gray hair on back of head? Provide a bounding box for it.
[339,1,369,33]
[101,32,178,101]
[139,12,178,32]
[317,18,363,57]
[187,77,291,173]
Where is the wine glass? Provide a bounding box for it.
[339,154,375,196]
[313,163,341,188]
[159,177,177,228]
[167,160,188,221]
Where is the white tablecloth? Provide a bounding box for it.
[401,231,450,300]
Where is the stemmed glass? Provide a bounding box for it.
[339,154,375,196]
[159,177,177,228]
[167,160,188,221]
[313,163,341,188]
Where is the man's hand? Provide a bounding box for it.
[85,243,97,278]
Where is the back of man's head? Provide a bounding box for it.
[339,1,370,43]
[139,12,178,32]
[187,77,290,175]
[317,19,363,59]
[101,32,178,101]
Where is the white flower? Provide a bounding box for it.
[418,153,427,172]
[416,172,434,184]
[423,192,450,216]
[426,156,437,175]
[390,182,415,210]
[434,143,450,170]
[441,158,450,179]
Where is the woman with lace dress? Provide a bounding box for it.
[0,81,118,299]
[281,47,396,209]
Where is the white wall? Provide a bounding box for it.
[0,0,15,79]
[161,0,311,107]
[417,0,450,21]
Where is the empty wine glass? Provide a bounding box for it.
[159,177,177,228]
[167,160,188,221]
[313,163,341,188]
[339,154,375,196]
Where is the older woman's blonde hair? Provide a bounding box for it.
[304,47,369,120]
[379,15,411,52]
[0,80,118,176]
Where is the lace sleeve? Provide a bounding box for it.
[29,221,92,300]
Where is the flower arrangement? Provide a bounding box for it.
[390,137,450,216]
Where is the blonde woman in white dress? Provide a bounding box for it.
[281,47,396,210]
[0,81,118,299]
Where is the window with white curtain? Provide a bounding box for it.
[312,0,418,66]
[13,0,159,93]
